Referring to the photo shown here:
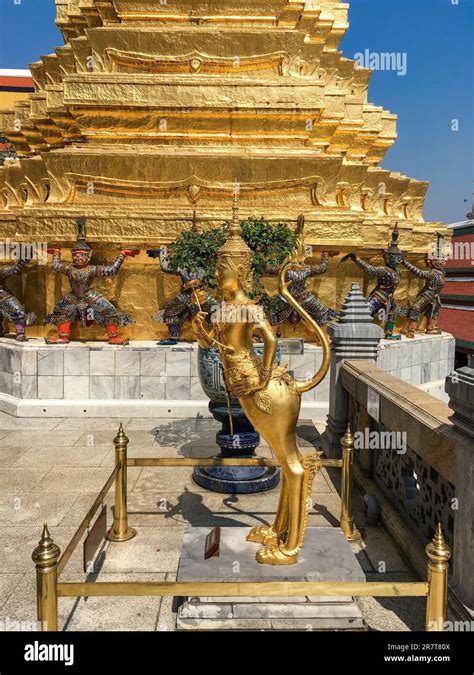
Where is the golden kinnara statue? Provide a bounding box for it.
[192,201,330,565]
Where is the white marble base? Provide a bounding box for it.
[0,333,455,418]
[176,526,365,631]
[0,394,211,419]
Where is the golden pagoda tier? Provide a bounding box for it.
[0,0,449,340]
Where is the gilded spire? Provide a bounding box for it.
[230,182,242,237]
[216,191,253,290]
[218,190,252,259]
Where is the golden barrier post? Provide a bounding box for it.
[340,424,361,542]
[425,524,451,631]
[106,424,136,542]
[32,524,60,631]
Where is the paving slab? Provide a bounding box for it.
[34,466,142,493]
[0,574,24,609]
[0,446,32,466]
[103,526,183,574]
[0,491,80,527]
[13,445,110,467]
[53,418,132,431]
[0,467,50,492]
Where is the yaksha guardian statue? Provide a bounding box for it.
[342,224,403,340]
[265,214,338,330]
[0,256,35,341]
[191,199,330,565]
[45,218,138,345]
[400,233,447,338]
[147,248,213,346]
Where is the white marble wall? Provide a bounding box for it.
[284,333,455,404]
[0,334,455,418]
[375,333,455,386]
[0,340,203,402]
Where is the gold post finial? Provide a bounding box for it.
[32,524,60,631]
[426,523,451,564]
[41,522,50,542]
[32,523,60,567]
[114,423,128,447]
[341,423,353,447]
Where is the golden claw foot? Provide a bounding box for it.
[246,524,279,545]
[256,544,298,566]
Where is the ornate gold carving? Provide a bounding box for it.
[117,12,277,27]
[105,48,290,75]
[64,173,322,205]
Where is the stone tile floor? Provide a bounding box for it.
[0,412,425,631]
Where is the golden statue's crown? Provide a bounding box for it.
[216,189,253,292]
[217,190,253,265]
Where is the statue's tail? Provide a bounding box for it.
[278,240,331,394]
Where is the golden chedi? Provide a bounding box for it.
[0,0,448,340]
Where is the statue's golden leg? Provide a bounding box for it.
[279,459,305,554]
[294,459,316,554]
[256,441,304,565]
[246,474,288,545]
[272,472,289,536]
[238,379,303,565]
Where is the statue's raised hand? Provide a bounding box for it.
[192,310,208,335]
[340,252,356,263]
[146,248,162,259]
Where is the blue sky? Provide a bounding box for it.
[0,0,472,224]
